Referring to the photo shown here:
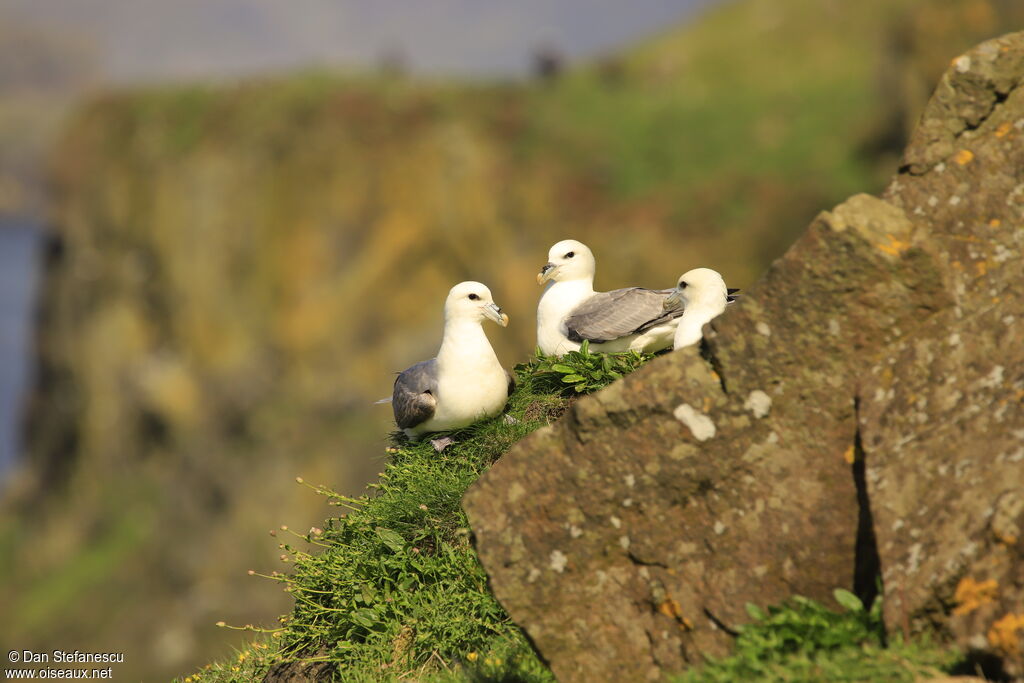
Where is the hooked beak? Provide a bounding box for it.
[663,289,683,310]
[537,263,557,285]
[483,302,509,327]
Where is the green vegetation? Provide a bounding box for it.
[254,403,560,679]
[525,341,653,394]
[675,590,959,683]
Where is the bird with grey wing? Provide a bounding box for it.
[535,239,688,356]
[382,281,513,450]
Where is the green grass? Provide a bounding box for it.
[254,368,571,680]
[183,350,962,683]
[674,590,960,682]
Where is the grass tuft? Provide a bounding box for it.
[673,589,961,682]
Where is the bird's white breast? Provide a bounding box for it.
[414,323,507,434]
[673,299,727,349]
[433,358,506,426]
[537,281,593,356]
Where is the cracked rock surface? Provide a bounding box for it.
[463,32,1024,682]
[869,30,1024,677]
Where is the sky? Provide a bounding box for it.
[0,0,715,82]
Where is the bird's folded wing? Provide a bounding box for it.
[565,287,683,343]
[392,359,439,429]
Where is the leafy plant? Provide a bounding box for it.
[674,590,960,682]
[737,590,880,657]
[517,340,654,395]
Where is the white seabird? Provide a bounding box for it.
[391,281,513,439]
[664,268,731,349]
[535,239,684,356]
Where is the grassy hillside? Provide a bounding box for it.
[5,0,1024,679]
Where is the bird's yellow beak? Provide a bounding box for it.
[537,263,556,285]
[484,303,509,327]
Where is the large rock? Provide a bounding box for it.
[866,31,1024,677]
[463,32,1024,681]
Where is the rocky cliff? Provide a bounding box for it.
[465,31,1024,682]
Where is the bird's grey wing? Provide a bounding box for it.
[565,288,684,343]
[392,359,438,429]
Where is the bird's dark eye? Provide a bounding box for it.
[678,281,688,289]
[565,251,575,258]
[468,293,480,300]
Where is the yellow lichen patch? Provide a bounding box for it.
[987,613,1024,655]
[994,527,1018,546]
[953,577,998,616]
[995,122,1014,138]
[877,233,911,256]
[703,396,713,413]
[976,261,989,277]
[658,598,694,630]
[843,445,856,465]
[989,218,1002,228]
[955,149,975,165]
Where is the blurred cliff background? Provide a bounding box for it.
[0,0,1021,679]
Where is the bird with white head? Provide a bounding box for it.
[536,239,686,356]
[390,281,512,439]
[664,268,731,349]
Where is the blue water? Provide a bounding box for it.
[0,221,43,478]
